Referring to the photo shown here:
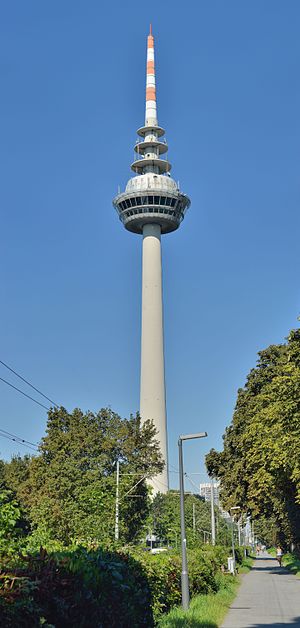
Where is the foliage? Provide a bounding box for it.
[2,407,164,546]
[129,545,228,622]
[281,551,300,576]
[158,552,253,627]
[0,547,152,627]
[0,545,228,627]
[252,515,278,547]
[206,328,300,548]
[0,489,23,554]
[150,492,231,548]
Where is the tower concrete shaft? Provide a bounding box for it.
[140,224,168,493]
[113,26,190,495]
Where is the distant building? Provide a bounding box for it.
[199,482,220,506]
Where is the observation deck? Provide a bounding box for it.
[113,185,190,235]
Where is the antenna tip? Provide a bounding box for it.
[149,23,152,35]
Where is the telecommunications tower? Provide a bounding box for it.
[113,26,190,494]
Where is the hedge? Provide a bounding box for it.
[0,545,230,627]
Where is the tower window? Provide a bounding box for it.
[154,196,160,205]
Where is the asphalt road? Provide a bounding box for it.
[221,553,300,627]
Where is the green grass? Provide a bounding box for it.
[239,555,253,574]
[282,552,300,576]
[158,576,238,627]
[158,556,253,628]
[268,548,300,576]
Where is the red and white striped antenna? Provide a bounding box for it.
[145,24,157,127]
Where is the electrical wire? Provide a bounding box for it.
[184,472,200,493]
[152,475,170,492]
[0,428,38,448]
[120,474,148,501]
[0,359,59,408]
[0,376,50,411]
[0,431,38,452]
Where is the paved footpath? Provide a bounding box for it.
[222,552,300,627]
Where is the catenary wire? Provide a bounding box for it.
[0,359,59,408]
[120,474,148,501]
[184,472,200,493]
[0,432,38,452]
[0,428,38,448]
[0,376,50,411]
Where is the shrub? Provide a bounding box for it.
[129,545,228,622]
[0,548,153,627]
[0,545,229,626]
[234,546,246,565]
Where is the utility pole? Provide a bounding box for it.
[238,517,241,547]
[210,481,216,545]
[192,503,196,538]
[115,460,120,541]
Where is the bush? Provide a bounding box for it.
[0,545,229,626]
[128,545,228,622]
[234,546,244,565]
[0,547,152,627]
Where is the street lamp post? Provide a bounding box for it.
[230,506,240,574]
[178,431,208,611]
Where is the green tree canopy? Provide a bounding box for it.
[206,328,300,548]
[150,491,231,548]
[3,407,164,546]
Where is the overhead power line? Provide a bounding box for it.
[0,359,59,408]
[0,429,38,452]
[184,472,200,493]
[0,428,38,449]
[0,376,50,411]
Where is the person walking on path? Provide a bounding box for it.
[222,551,300,627]
[276,544,284,567]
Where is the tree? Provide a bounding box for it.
[206,328,300,548]
[0,489,22,553]
[150,492,231,547]
[7,407,164,546]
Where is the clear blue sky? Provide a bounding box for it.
[1,1,300,490]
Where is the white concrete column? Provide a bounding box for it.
[140,223,169,494]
